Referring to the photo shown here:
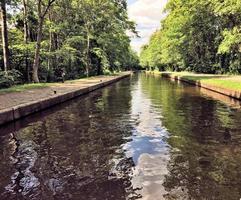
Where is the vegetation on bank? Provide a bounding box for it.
[0,83,49,94]
[148,71,241,91]
[0,0,139,89]
[140,0,241,74]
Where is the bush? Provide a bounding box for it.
[0,70,23,89]
[229,59,241,74]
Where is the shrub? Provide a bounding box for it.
[0,70,23,89]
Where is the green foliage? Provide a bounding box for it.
[0,0,140,88]
[0,69,23,88]
[218,27,241,54]
[140,0,241,74]
[140,31,163,70]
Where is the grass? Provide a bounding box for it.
[149,70,241,91]
[0,83,51,94]
[203,79,241,91]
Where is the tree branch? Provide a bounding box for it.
[41,0,56,18]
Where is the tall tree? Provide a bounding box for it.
[0,0,138,88]
[22,0,30,81]
[32,0,56,83]
[0,0,10,72]
[140,0,241,74]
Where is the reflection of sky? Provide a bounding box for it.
[123,77,170,199]
[127,0,168,53]
[124,79,169,161]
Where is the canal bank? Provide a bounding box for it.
[146,71,241,101]
[0,72,132,126]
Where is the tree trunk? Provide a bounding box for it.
[97,62,102,75]
[32,19,43,83]
[47,33,51,71]
[23,0,28,43]
[23,0,30,82]
[86,34,90,77]
[0,0,10,72]
[32,0,56,83]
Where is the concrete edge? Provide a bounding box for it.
[160,72,241,101]
[0,73,131,126]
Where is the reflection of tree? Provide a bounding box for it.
[0,77,141,199]
[0,133,19,199]
[0,128,41,200]
[141,73,241,200]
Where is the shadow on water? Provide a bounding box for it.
[0,73,241,199]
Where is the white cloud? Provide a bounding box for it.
[128,0,168,53]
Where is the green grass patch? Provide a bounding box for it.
[203,79,241,91]
[148,71,241,91]
[0,83,51,94]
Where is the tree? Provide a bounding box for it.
[0,0,138,88]
[71,0,137,76]
[22,0,31,81]
[0,0,10,72]
[213,0,241,73]
[140,0,241,74]
[32,0,56,83]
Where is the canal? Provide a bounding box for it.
[0,73,241,200]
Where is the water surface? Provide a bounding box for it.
[1,73,241,200]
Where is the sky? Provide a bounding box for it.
[127,0,168,53]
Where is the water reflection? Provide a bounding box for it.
[0,80,140,200]
[0,73,241,199]
[141,73,241,200]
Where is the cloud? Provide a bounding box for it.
[128,0,168,53]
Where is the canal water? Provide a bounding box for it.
[0,73,241,200]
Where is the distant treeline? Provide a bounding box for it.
[140,0,241,74]
[0,0,139,88]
